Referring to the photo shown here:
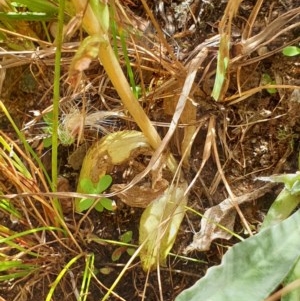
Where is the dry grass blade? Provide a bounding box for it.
[226,84,300,104]
[241,0,264,40]
[264,279,300,301]
[235,7,300,59]
[122,48,209,192]
[0,129,86,299]
[185,115,215,196]
[140,0,184,70]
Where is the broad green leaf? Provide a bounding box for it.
[282,257,300,301]
[99,267,113,275]
[43,136,52,148]
[282,46,300,57]
[43,111,53,127]
[94,201,104,212]
[261,188,300,229]
[96,175,112,193]
[127,247,135,256]
[80,178,96,193]
[261,73,277,94]
[139,183,187,271]
[175,210,300,301]
[99,197,115,211]
[77,198,93,212]
[77,173,113,212]
[111,247,126,262]
[120,231,133,243]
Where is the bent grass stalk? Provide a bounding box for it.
[70,0,178,173]
[45,253,85,301]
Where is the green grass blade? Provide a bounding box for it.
[51,0,65,220]
[119,30,138,98]
[0,235,38,257]
[0,226,64,245]
[211,34,230,101]
[10,0,58,14]
[0,136,32,179]
[45,253,84,301]
[0,198,21,219]
[79,253,94,301]
[0,101,51,186]
[0,12,55,21]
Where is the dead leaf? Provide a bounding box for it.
[139,182,188,271]
[185,183,275,253]
[111,179,168,208]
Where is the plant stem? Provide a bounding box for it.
[98,43,162,149]
[52,0,65,219]
[70,0,178,172]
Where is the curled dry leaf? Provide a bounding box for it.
[185,198,236,253]
[139,182,188,271]
[111,179,169,208]
[185,183,275,253]
[67,35,106,87]
[77,130,151,194]
[111,151,170,207]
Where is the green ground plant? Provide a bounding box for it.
[282,45,300,57]
[111,230,136,262]
[76,175,115,212]
[0,1,93,299]
[261,73,277,94]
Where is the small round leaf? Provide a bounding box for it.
[77,198,93,212]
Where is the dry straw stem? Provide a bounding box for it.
[70,0,164,156]
[226,84,300,105]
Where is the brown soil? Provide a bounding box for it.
[1,0,300,300]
